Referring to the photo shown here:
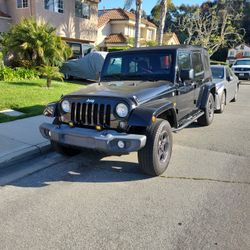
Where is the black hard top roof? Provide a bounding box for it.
[109,45,206,54]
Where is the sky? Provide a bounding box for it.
[99,0,203,14]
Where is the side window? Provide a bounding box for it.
[178,51,191,70]
[192,52,204,78]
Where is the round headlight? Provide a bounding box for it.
[61,100,70,113]
[116,103,129,118]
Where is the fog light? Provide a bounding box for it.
[117,140,125,149]
[48,130,51,137]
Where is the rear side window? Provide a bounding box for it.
[192,52,204,77]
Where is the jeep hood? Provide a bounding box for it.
[65,81,175,104]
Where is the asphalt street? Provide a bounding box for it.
[0,83,249,250]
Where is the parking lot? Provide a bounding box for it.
[0,82,249,249]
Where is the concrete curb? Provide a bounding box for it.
[0,141,52,169]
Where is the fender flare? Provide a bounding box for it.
[128,100,177,128]
[199,82,216,109]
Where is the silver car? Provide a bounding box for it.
[211,65,239,113]
[231,58,250,80]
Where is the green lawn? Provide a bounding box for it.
[0,79,84,123]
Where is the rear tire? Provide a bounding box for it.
[138,119,173,176]
[197,93,214,126]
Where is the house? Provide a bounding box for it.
[162,32,180,46]
[97,8,157,50]
[227,44,250,65]
[0,0,100,56]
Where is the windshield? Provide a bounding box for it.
[211,67,224,79]
[234,60,250,66]
[101,51,175,82]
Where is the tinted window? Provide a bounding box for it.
[192,52,204,76]
[102,51,175,82]
[211,67,224,79]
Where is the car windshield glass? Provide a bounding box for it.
[101,51,175,82]
[211,67,224,79]
[234,60,250,65]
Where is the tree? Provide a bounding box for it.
[157,0,167,45]
[124,0,143,48]
[0,18,72,67]
[37,65,64,88]
[151,0,175,43]
[178,3,244,56]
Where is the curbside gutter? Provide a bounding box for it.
[0,141,52,169]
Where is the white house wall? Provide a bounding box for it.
[0,17,11,32]
[97,23,111,46]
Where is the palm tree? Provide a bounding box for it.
[37,65,64,88]
[157,0,168,46]
[1,18,72,67]
[124,0,143,48]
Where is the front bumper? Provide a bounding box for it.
[234,71,250,79]
[39,123,147,154]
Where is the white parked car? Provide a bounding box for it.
[231,58,250,80]
[211,65,239,113]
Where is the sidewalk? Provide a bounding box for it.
[0,115,53,169]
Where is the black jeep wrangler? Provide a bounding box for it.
[40,46,215,176]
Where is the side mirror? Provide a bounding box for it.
[227,76,233,81]
[180,69,194,81]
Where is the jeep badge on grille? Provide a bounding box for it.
[86,99,95,103]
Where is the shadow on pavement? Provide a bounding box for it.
[8,154,150,188]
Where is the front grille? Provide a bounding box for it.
[235,68,250,72]
[71,102,111,127]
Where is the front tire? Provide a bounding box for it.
[197,93,214,126]
[138,119,173,176]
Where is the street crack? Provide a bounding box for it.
[160,175,250,185]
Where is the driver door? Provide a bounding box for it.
[176,51,196,120]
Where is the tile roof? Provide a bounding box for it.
[105,33,127,44]
[98,8,156,28]
[0,10,11,18]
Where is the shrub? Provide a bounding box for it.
[15,67,40,79]
[0,66,39,81]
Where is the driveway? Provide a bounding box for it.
[0,84,249,250]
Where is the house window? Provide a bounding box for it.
[147,30,153,40]
[44,0,64,13]
[75,0,90,19]
[17,0,28,8]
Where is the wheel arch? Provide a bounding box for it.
[128,101,177,128]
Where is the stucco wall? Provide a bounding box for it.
[5,0,32,23]
[0,17,11,32]
[97,23,111,46]
[111,23,125,34]
[0,0,8,13]
[35,0,98,42]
